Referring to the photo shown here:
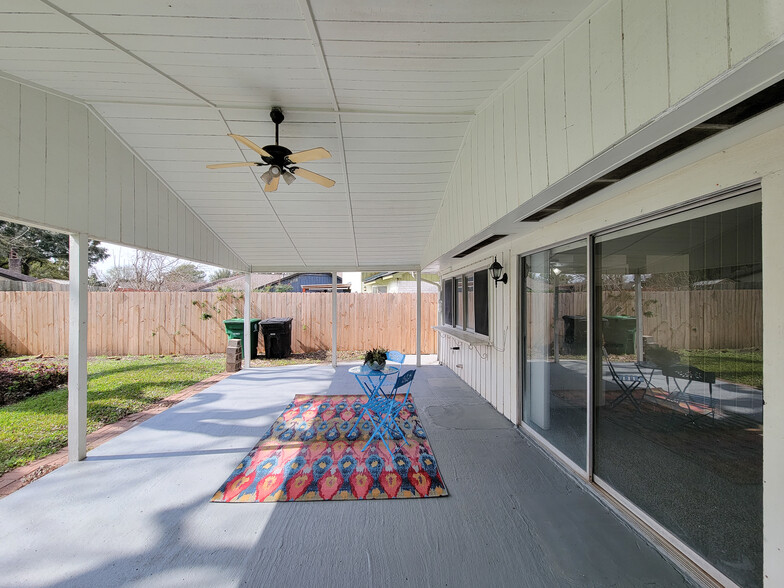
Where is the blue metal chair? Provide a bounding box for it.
[385,350,406,364]
[360,369,417,453]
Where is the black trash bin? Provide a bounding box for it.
[223,318,261,359]
[260,317,293,359]
[562,315,588,355]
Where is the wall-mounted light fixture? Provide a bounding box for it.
[489,256,507,287]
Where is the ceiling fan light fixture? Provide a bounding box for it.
[282,170,296,185]
[269,165,281,177]
[260,169,273,184]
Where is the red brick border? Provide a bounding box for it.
[0,372,230,498]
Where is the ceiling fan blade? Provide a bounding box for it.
[206,162,260,169]
[292,167,336,188]
[287,147,331,164]
[228,134,271,158]
[265,175,280,192]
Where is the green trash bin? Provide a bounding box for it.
[223,318,261,359]
[602,315,637,355]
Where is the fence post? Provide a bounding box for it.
[416,271,422,366]
[243,273,251,368]
[332,272,337,368]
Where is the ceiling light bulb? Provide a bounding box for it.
[269,165,281,177]
[282,170,296,185]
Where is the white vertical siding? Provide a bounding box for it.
[514,75,532,207]
[438,247,517,419]
[622,0,668,133]
[0,78,245,270]
[589,0,625,154]
[528,60,548,194]
[544,43,568,183]
[728,0,784,65]
[0,80,20,219]
[422,0,784,266]
[667,0,728,104]
[564,22,592,171]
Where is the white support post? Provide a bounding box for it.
[331,272,337,368]
[416,271,422,367]
[243,273,251,368]
[68,233,88,462]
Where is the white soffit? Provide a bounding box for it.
[0,0,592,270]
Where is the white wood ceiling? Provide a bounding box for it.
[0,0,591,270]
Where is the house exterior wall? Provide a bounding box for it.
[0,78,246,271]
[423,0,784,264]
[388,280,438,294]
[437,112,784,586]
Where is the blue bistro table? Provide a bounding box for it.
[348,364,401,452]
[348,364,399,401]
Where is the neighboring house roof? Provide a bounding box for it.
[363,271,396,283]
[197,273,286,292]
[0,268,36,282]
[301,283,351,292]
[261,272,341,289]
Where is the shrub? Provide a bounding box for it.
[0,360,68,406]
[0,340,9,357]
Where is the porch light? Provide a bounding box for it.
[490,256,507,287]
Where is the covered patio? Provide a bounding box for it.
[0,363,688,586]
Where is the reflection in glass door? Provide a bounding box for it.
[594,196,763,588]
[523,241,587,469]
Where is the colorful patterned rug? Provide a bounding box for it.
[211,393,449,502]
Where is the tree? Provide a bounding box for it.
[0,221,108,276]
[209,268,235,281]
[103,251,178,291]
[164,263,206,287]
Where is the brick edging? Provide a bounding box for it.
[0,372,231,498]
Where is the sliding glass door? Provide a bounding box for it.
[520,189,763,588]
[593,194,762,588]
[522,241,588,470]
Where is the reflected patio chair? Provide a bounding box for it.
[361,369,416,454]
[661,363,716,424]
[603,347,646,411]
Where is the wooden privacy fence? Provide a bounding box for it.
[527,289,762,350]
[0,292,438,357]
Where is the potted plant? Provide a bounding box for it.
[364,348,387,371]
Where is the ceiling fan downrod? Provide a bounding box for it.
[270,107,284,146]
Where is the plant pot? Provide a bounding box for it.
[367,361,386,371]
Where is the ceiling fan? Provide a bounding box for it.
[207,107,335,192]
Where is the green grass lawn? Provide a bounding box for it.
[0,355,224,476]
[678,348,763,389]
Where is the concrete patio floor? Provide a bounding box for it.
[0,364,692,587]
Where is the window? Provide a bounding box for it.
[372,285,387,293]
[442,267,490,336]
[466,275,475,331]
[455,276,464,328]
[443,278,453,326]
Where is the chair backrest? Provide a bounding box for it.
[386,350,405,364]
[602,347,621,379]
[391,369,416,403]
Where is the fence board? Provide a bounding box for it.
[0,292,439,356]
